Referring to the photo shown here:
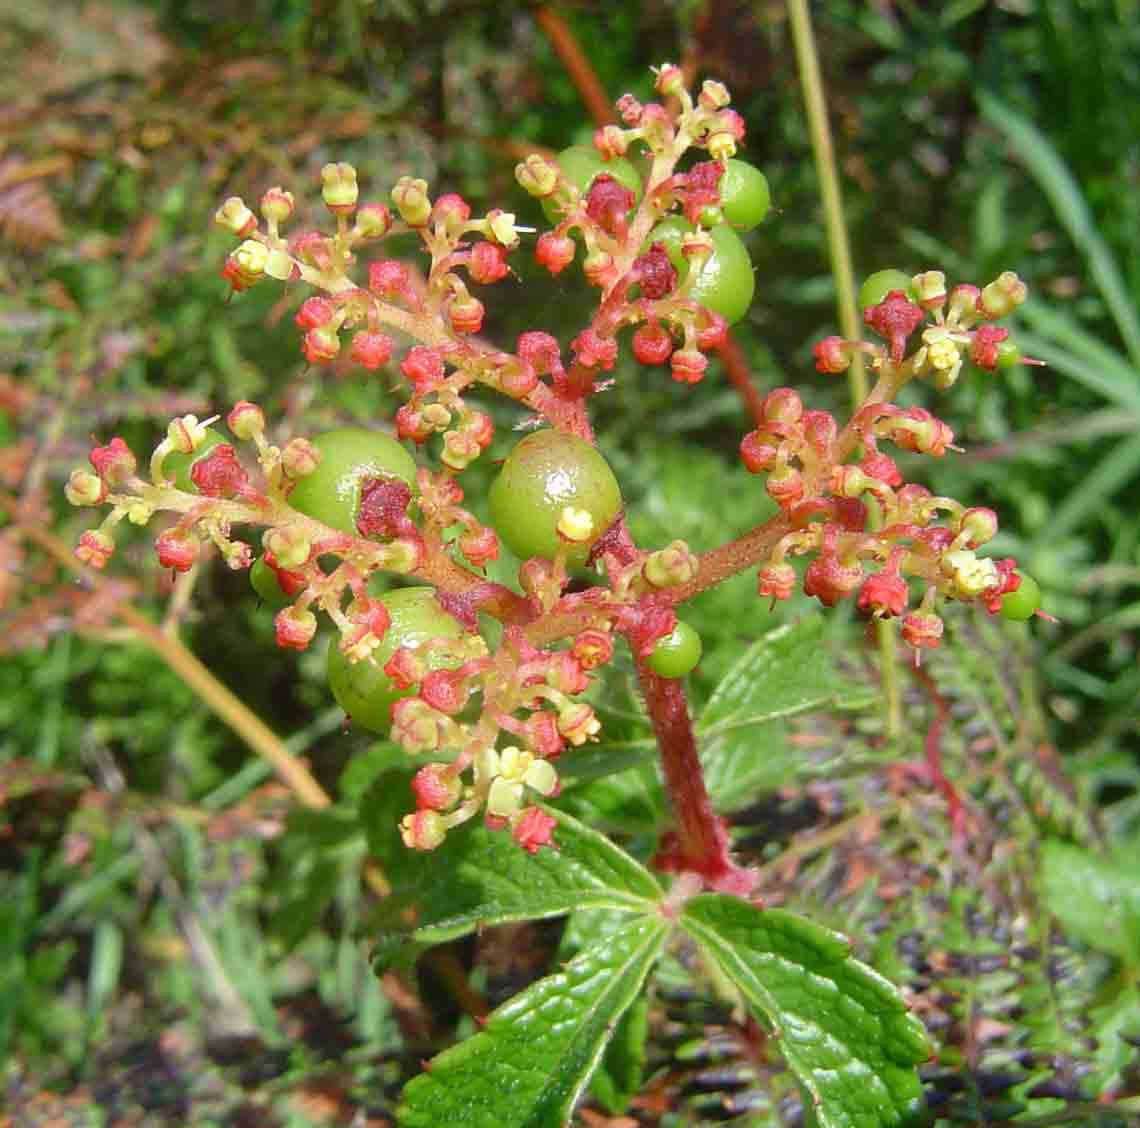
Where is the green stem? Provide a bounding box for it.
[787,0,902,741]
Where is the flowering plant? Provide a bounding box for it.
[65,65,1044,1124]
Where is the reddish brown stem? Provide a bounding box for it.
[534,6,616,127]
[641,666,757,895]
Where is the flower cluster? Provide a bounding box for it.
[65,65,1044,869]
[747,270,1035,650]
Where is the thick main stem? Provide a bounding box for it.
[640,666,756,895]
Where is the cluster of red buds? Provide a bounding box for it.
[745,269,1036,652]
[66,64,1044,864]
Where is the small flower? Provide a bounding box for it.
[259,187,295,225]
[166,415,210,455]
[643,540,699,588]
[294,297,336,330]
[593,124,628,158]
[901,609,944,650]
[90,436,137,484]
[281,437,321,479]
[264,525,311,570]
[670,348,707,384]
[155,529,199,572]
[557,506,595,544]
[354,202,392,239]
[189,443,248,498]
[571,629,614,670]
[350,331,394,370]
[487,209,521,248]
[634,243,678,300]
[469,242,510,285]
[400,809,447,851]
[534,232,575,274]
[858,569,908,619]
[970,325,1010,370]
[411,764,461,812]
[401,346,446,394]
[215,196,256,237]
[557,702,601,746]
[516,154,560,198]
[65,469,106,507]
[585,176,634,235]
[654,63,685,97]
[863,290,925,364]
[758,563,796,602]
[76,529,115,569]
[571,328,617,371]
[391,176,431,226]
[302,325,341,364]
[978,271,1027,319]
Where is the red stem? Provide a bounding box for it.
[641,665,757,895]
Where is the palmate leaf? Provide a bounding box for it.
[681,895,930,1128]
[397,915,668,1128]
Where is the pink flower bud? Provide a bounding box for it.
[584,174,635,236]
[449,295,485,335]
[459,526,499,568]
[90,436,136,485]
[155,529,200,573]
[634,242,678,300]
[349,331,394,370]
[295,297,335,330]
[512,807,556,854]
[275,606,317,650]
[469,242,510,285]
[534,231,575,274]
[758,563,796,602]
[901,610,944,650]
[368,259,411,300]
[970,325,1010,370]
[190,443,248,498]
[813,335,850,374]
[400,346,446,394]
[411,764,461,812]
[76,529,115,569]
[739,430,778,474]
[571,629,614,670]
[803,553,863,606]
[858,570,908,619]
[571,328,617,371]
[431,192,471,226]
[863,290,925,364]
[670,348,707,384]
[302,325,340,364]
[654,63,685,97]
[632,323,673,366]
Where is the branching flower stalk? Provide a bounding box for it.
[65,66,1042,895]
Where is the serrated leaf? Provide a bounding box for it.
[370,801,662,946]
[699,617,870,737]
[681,895,929,1128]
[397,916,668,1128]
[698,618,873,810]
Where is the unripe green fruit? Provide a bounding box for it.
[645,218,755,325]
[250,555,293,609]
[541,145,642,225]
[326,587,468,734]
[999,572,1042,622]
[717,159,770,231]
[488,429,621,565]
[287,428,417,535]
[165,427,228,493]
[858,269,916,310]
[646,620,702,678]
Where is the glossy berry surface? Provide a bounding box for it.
[999,571,1042,622]
[326,586,468,733]
[645,217,755,325]
[488,429,621,564]
[165,427,228,493]
[646,620,703,678]
[541,145,642,224]
[858,269,916,310]
[287,428,417,535]
[717,159,770,231]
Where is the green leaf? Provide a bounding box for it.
[698,618,874,810]
[1040,840,1140,963]
[397,915,668,1128]
[978,90,1140,369]
[369,801,662,947]
[590,991,649,1115]
[681,895,929,1128]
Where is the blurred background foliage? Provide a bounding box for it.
[2,0,1138,1123]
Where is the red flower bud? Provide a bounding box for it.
[863,290,925,364]
[90,437,136,485]
[584,174,635,235]
[813,335,850,374]
[512,807,556,854]
[534,232,575,275]
[469,241,510,285]
[632,323,674,366]
[190,443,248,498]
[155,529,200,573]
[400,346,446,394]
[294,297,335,330]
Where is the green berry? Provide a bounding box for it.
[645,218,755,325]
[716,159,770,231]
[646,621,703,678]
[326,587,468,734]
[999,572,1042,622]
[541,145,642,225]
[858,269,916,310]
[287,428,417,535]
[488,429,622,565]
[164,427,228,493]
